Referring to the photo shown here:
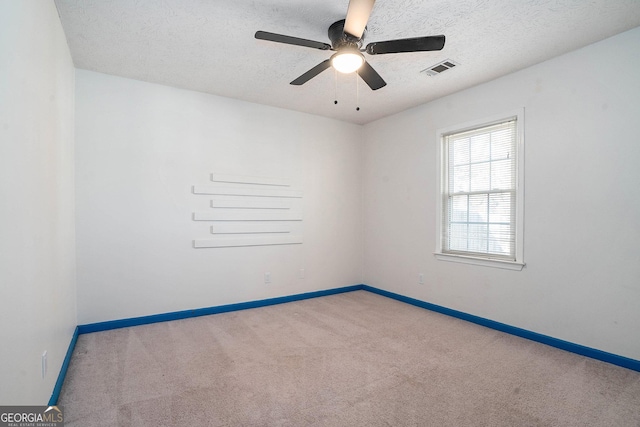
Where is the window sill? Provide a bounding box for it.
[434,253,525,271]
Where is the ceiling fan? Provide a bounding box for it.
[255,0,445,91]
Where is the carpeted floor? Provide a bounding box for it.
[58,290,640,426]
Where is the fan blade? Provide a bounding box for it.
[290,60,332,85]
[358,61,386,90]
[344,0,375,39]
[366,35,445,55]
[255,31,331,50]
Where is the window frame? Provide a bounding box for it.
[435,109,525,271]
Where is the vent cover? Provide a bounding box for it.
[421,59,459,76]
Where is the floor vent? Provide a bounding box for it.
[421,59,459,76]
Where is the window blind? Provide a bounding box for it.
[442,119,517,260]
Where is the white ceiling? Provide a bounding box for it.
[55,0,640,125]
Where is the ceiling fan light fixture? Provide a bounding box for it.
[331,49,364,74]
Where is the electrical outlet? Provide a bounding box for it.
[264,272,271,284]
[42,351,47,379]
[419,273,425,284]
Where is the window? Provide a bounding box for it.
[435,110,524,270]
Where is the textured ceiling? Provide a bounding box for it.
[55,0,640,124]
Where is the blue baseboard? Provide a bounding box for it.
[77,285,364,334]
[51,283,639,404]
[361,285,640,372]
[48,326,79,406]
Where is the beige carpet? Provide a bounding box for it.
[58,290,640,426]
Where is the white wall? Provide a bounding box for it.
[75,70,363,324]
[363,27,640,360]
[0,1,77,404]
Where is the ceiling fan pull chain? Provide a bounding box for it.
[334,69,338,105]
[356,70,360,111]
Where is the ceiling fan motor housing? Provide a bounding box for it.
[329,19,364,50]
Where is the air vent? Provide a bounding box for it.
[421,59,459,76]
